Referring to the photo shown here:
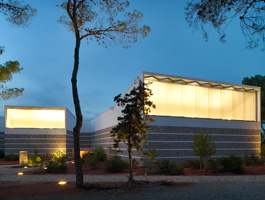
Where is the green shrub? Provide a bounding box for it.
[243,154,260,167]
[217,154,245,174]
[28,149,42,167]
[4,153,19,161]
[261,144,265,157]
[82,153,98,169]
[181,159,201,169]
[94,146,106,161]
[156,159,184,175]
[206,158,218,172]
[45,151,68,173]
[105,155,129,173]
[0,151,4,158]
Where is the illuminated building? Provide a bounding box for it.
[0,72,261,164]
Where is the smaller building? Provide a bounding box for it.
[4,106,78,159]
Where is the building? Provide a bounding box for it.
[0,72,261,164]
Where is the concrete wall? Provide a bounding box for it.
[0,117,5,153]
[143,116,261,165]
[5,128,67,157]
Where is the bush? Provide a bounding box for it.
[243,154,260,167]
[217,154,245,174]
[0,151,4,158]
[105,155,129,173]
[5,153,19,161]
[82,153,98,169]
[156,159,184,175]
[182,159,201,170]
[206,158,218,172]
[94,146,106,161]
[45,151,68,173]
[28,149,42,167]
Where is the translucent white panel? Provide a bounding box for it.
[183,84,196,117]
[234,90,244,120]
[196,85,209,118]
[148,81,168,115]
[167,83,182,116]
[6,108,65,129]
[145,79,257,122]
[208,87,221,119]
[221,88,233,120]
[244,91,256,121]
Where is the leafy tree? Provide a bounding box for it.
[185,0,265,49]
[110,80,155,181]
[192,131,216,170]
[242,75,265,134]
[0,47,24,100]
[0,0,36,27]
[0,1,36,100]
[58,0,150,187]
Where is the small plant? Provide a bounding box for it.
[0,151,4,158]
[4,153,19,161]
[217,154,245,174]
[160,179,172,185]
[182,159,201,170]
[94,146,107,161]
[156,159,184,175]
[105,155,129,173]
[206,158,218,172]
[261,144,265,158]
[82,153,98,169]
[46,151,68,173]
[243,154,260,167]
[192,131,216,170]
[28,148,42,167]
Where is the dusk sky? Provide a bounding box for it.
[0,0,264,120]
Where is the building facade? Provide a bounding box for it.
[0,72,261,164]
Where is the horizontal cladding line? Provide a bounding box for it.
[144,148,260,151]
[5,147,70,150]
[154,155,259,159]
[81,132,110,138]
[96,148,260,151]
[5,143,66,145]
[81,137,112,142]
[5,133,66,136]
[147,133,260,137]
[5,138,67,141]
[148,141,260,144]
[118,155,141,159]
[90,142,114,145]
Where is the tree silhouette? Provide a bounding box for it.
[0,0,36,100]
[242,75,265,134]
[58,0,150,188]
[185,0,265,49]
[111,80,155,181]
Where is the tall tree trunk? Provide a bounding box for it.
[72,35,83,188]
[128,138,133,181]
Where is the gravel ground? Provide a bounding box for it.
[3,181,265,200]
[2,165,265,200]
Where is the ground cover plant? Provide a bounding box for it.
[4,153,19,161]
[156,159,184,175]
[46,151,68,173]
[105,155,129,173]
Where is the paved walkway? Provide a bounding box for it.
[1,164,265,183]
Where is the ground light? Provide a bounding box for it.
[17,172,23,175]
[58,181,67,185]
